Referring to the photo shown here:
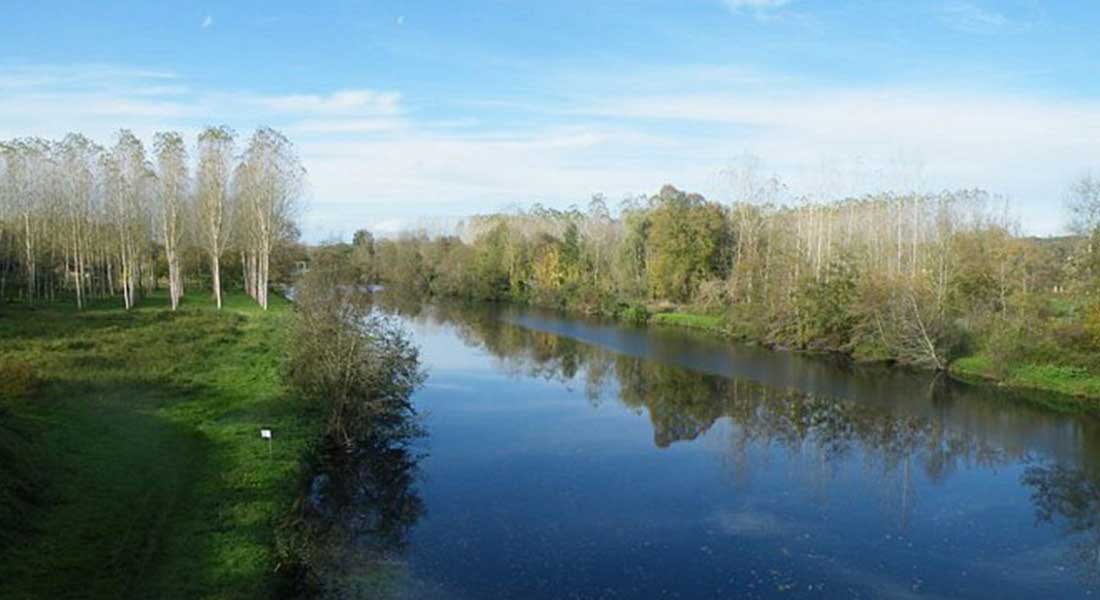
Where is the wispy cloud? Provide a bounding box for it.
[287,117,407,135]
[939,2,1022,34]
[0,63,175,92]
[0,62,1091,239]
[256,90,402,116]
[723,0,791,10]
[0,64,405,141]
[721,0,793,19]
[201,15,213,29]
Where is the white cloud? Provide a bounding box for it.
[724,0,790,9]
[201,15,213,29]
[256,89,402,116]
[0,62,1092,240]
[571,86,1099,233]
[938,2,1021,34]
[722,0,792,18]
[287,117,407,135]
[0,64,175,92]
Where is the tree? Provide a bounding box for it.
[196,126,236,309]
[57,134,101,310]
[153,131,189,310]
[235,127,304,310]
[105,130,152,310]
[645,185,728,302]
[351,229,376,281]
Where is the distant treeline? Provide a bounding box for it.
[0,127,306,311]
[341,180,1100,375]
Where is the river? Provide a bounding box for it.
[335,298,1100,599]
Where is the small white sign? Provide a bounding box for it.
[260,428,272,439]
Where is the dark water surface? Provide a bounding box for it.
[367,301,1100,599]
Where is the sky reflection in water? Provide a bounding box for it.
[368,300,1100,599]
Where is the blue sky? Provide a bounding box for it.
[1,0,1097,238]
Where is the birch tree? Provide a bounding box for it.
[236,127,304,310]
[196,126,235,309]
[106,130,152,310]
[58,134,101,310]
[153,131,189,310]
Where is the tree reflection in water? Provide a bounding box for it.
[376,294,1100,585]
[287,428,425,598]
[1022,464,1100,584]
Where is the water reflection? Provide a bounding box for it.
[290,432,424,598]
[1023,464,1100,583]
[376,294,1100,594]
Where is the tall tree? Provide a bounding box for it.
[153,131,190,310]
[235,127,304,310]
[196,126,236,309]
[58,134,101,310]
[105,130,152,310]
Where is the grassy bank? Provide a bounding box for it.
[0,291,319,599]
[949,354,1100,409]
[623,306,1100,409]
[649,311,725,335]
[645,309,1100,409]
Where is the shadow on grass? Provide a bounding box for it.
[0,380,211,599]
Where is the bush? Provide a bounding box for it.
[0,360,38,402]
[615,303,650,325]
[1084,300,1100,349]
[286,260,424,448]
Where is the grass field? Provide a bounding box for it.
[0,291,318,599]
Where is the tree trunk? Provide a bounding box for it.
[212,254,222,309]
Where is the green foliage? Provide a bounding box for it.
[793,260,858,349]
[613,303,650,325]
[644,186,729,302]
[1084,300,1100,347]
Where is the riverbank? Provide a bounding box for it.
[948,354,1100,410]
[0,292,320,599]
[515,299,1100,410]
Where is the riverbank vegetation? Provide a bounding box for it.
[352,175,1100,403]
[278,254,425,598]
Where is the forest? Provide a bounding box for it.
[350,176,1100,400]
[0,126,305,312]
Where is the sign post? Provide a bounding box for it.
[261,428,273,455]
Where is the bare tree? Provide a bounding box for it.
[196,126,236,309]
[58,134,102,310]
[153,132,189,310]
[235,127,304,310]
[1068,174,1100,236]
[105,130,152,310]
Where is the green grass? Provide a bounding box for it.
[950,354,1100,410]
[0,290,318,599]
[650,312,725,334]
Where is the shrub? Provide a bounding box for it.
[615,303,650,325]
[286,260,424,448]
[1084,300,1100,349]
[0,360,38,402]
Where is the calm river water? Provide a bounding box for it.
[357,299,1100,599]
